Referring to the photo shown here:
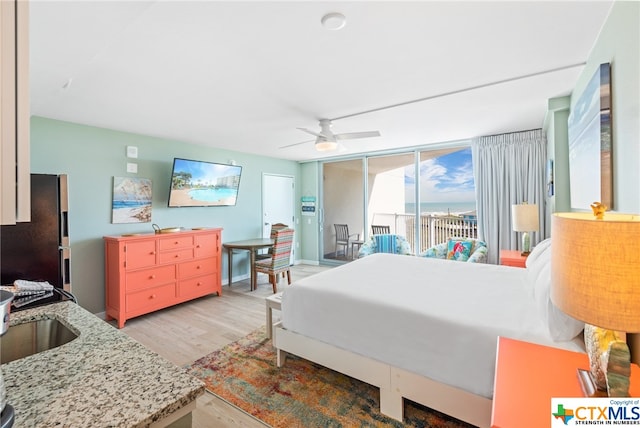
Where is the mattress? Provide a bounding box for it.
[281,253,584,398]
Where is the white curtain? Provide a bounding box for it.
[471,129,547,264]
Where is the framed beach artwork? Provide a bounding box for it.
[546,159,554,197]
[567,62,612,210]
[112,177,153,224]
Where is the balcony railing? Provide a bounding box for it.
[370,213,478,254]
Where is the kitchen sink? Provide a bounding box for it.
[0,318,78,364]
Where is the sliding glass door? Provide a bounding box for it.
[321,159,364,262]
[320,145,476,262]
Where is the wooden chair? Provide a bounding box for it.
[256,223,288,262]
[371,225,391,235]
[334,224,359,259]
[254,226,294,293]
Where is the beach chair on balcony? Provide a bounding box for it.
[334,224,360,259]
[419,237,487,263]
[371,225,391,235]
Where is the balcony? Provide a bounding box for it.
[371,212,478,254]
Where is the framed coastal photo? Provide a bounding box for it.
[547,159,554,197]
[112,177,152,224]
[567,62,612,210]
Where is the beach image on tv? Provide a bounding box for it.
[169,158,242,207]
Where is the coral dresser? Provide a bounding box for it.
[104,228,222,328]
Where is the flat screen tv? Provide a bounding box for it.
[168,158,242,207]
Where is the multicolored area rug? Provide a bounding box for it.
[186,328,476,427]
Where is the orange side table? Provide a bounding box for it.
[499,249,528,268]
[491,337,640,428]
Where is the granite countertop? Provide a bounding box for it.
[1,301,205,427]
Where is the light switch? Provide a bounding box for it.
[127,163,138,173]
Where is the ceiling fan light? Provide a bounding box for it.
[315,139,338,151]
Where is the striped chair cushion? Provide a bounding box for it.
[256,227,294,271]
[375,234,398,254]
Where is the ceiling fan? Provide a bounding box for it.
[280,119,381,152]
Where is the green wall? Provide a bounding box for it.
[569,1,639,213]
[30,116,301,314]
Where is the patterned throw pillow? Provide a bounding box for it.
[446,239,472,261]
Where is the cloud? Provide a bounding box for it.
[405,149,475,202]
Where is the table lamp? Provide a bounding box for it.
[550,209,640,397]
[511,203,539,255]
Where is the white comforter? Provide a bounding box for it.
[281,253,584,398]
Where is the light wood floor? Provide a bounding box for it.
[120,263,332,428]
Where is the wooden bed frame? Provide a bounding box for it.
[274,323,492,428]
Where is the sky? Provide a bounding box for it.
[404,147,476,203]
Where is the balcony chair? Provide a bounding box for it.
[419,237,488,263]
[334,224,360,259]
[371,225,391,235]
[253,226,294,293]
[357,234,413,258]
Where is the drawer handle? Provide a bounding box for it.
[150,294,156,299]
[149,251,155,255]
[197,282,202,286]
[196,265,201,269]
[175,254,179,258]
[149,274,155,279]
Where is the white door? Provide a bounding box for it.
[262,174,295,260]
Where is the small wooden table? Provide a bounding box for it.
[491,337,640,428]
[223,238,274,291]
[499,249,528,268]
[351,239,364,259]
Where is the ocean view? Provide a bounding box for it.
[405,202,476,215]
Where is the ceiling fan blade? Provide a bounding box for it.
[335,131,381,140]
[296,127,325,138]
[279,139,315,149]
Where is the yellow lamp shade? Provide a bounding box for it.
[550,212,640,332]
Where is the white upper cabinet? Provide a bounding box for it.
[0,0,30,224]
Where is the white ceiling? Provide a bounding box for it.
[29,1,614,162]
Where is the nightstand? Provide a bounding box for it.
[499,249,527,268]
[265,292,283,339]
[491,337,640,428]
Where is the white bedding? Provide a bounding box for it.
[281,252,584,399]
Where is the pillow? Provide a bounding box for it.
[525,238,552,268]
[446,239,472,261]
[532,253,585,341]
[525,238,552,294]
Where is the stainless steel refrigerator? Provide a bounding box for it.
[0,174,71,310]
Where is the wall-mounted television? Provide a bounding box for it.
[168,158,242,207]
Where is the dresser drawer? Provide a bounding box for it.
[159,235,193,251]
[126,283,176,314]
[194,233,217,258]
[158,248,194,264]
[179,274,216,300]
[125,265,175,292]
[124,240,157,270]
[178,258,216,279]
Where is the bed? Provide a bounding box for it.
[273,239,585,427]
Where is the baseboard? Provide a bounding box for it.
[296,259,319,266]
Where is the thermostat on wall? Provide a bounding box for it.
[126,146,138,158]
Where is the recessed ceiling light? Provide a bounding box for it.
[321,12,346,30]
